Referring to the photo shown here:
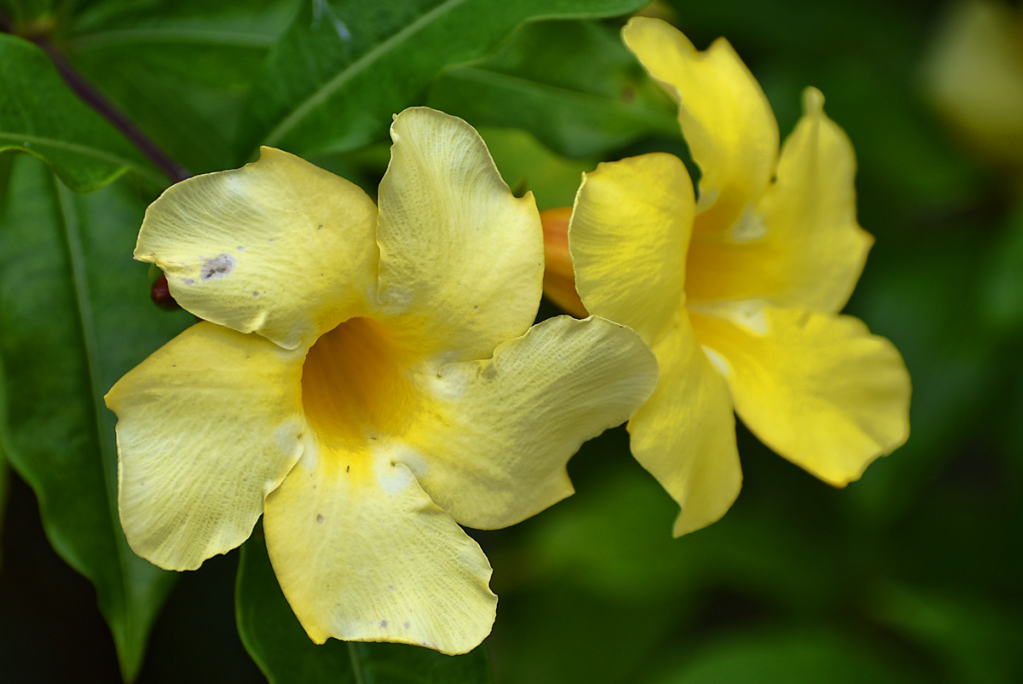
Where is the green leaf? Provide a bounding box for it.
[844,233,998,523]
[979,207,1023,335]
[0,33,164,192]
[871,584,1023,684]
[63,0,298,174]
[646,627,923,684]
[236,527,493,684]
[237,0,650,158]
[478,126,594,210]
[0,154,195,680]
[428,20,679,158]
[0,0,58,27]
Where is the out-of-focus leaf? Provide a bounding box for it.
[0,154,194,679]
[0,0,57,26]
[479,127,593,210]
[844,233,998,523]
[871,584,1023,684]
[63,0,298,174]
[236,528,492,684]
[979,207,1023,335]
[0,437,7,569]
[646,627,923,684]
[428,20,678,158]
[523,446,842,610]
[0,33,163,191]
[237,0,650,158]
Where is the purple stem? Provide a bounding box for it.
[1,10,190,183]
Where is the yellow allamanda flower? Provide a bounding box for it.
[922,0,1023,174]
[543,18,911,536]
[105,108,657,654]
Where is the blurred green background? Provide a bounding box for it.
[1,0,1022,682]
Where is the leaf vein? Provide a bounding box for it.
[263,0,469,147]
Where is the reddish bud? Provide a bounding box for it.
[150,273,181,311]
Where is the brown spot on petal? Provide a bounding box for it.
[200,254,236,281]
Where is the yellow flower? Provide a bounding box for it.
[922,0,1023,172]
[545,18,911,536]
[105,108,657,654]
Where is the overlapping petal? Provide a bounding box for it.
[685,88,873,314]
[376,108,544,362]
[105,323,306,570]
[622,17,778,233]
[136,147,378,350]
[569,153,694,345]
[263,443,496,655]
[691,306,911,485]
[394,316,658,530]
[628,316,741,536]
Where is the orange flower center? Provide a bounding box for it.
[301,317,418,448]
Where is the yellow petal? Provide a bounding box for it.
[395,316,658,530]
[105,322,306,571]
[376,107,544,362]
[541,206,588,317]
[622,17,778,233]
[628,315,742,536]
[922,0,1023,166]
[263,443,496,655]
[685,88,874,314]
[691,306,911,485]
[569,153,694,346]
[136,147,378,351]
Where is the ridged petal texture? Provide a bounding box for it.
[396,316,657,530]
[110,107,659,653]
[106,323,306,570]
[263,443,497,654]
[622,16,778,233]
[375,107,544,363]
[692,308,910,485]
[563,17,911,536]
[136,147,378,350]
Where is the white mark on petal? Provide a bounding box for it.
[274,418,304,455]
[730,207,768,243]
[299,434,319,470]
[374,452,415,494]
[379,620,387,628]
[696,187,719,211]
[690,298,770,336]
[702,346,731,376]
[200,254,235,281]
[390,444,429,479]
